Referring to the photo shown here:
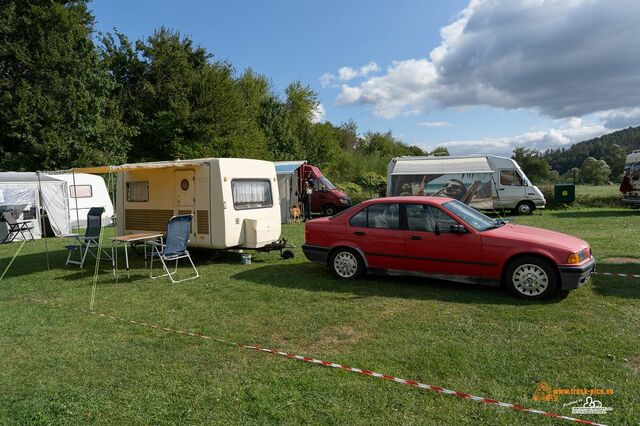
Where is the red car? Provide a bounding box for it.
[302,197,595,300]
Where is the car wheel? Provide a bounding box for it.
[504,256,558,300]
[514,201,534,215]
[330,248,364,280]
[322,204,338,216]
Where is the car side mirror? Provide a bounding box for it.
[450,224,467,234]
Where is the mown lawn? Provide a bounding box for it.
[0,208,639,425]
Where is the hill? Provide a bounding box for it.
[544,126,640,175]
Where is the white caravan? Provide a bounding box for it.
[387,155,546,215]
[53,173,114,228]
[77,158,282,250]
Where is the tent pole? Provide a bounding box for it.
[37,171,50,272]
[0,239,26,282]
[71,170,81,234]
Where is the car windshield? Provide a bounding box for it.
[319,176,336,190]
[442,200,501,231]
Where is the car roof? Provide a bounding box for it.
[363,196,453,205]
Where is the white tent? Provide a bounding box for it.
[0,172,71,241]
[274,161,305,223]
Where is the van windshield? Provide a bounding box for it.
[319,176,336,190]
[442,200,501,231]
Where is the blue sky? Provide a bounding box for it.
[90,0,640,156]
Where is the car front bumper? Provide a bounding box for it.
[302,244,330,265]
[558,257,596,290]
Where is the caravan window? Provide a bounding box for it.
[231,179,273,210]
[69,185,92,198]
[500,170,523,186]
[127,181,149,202]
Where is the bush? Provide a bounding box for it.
[335,182,368,203]
[539,184,622,209]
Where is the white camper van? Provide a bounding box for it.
[53,173,114,227]
[621,150,640,207]
[111,158,281,249]
[387,155,546,215]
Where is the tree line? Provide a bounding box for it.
[0,0,430,194]
[512,125,640,186]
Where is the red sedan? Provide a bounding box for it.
[302,197,595,300]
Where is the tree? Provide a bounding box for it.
[580,157,611,185]
[511,147,553,183]
[0,0,130,170]
[562,167,581,184]
[431,146,450,156]
[603,143,626,182]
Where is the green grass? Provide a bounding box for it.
[574,184,620,198]
[1,209,639,424]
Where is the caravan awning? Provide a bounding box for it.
[72,159,212,174]
[274,161,306,175]
[391,157,493,175]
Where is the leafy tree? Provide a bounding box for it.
[431,146,450,156]
[562,167,581,184]
[603,143,626,182]
[512,147,553,183]
[0,0,131,170]
[580,157,611,185]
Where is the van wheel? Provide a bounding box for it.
[322,204,338,216]
[330,248,364,280]
[514,201,534,215]
[504,257,558,300]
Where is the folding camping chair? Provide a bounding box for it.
[65,207,113,268]
[149,214,199,284]
[2,211,35,243]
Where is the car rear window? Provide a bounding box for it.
[348,203,400,230]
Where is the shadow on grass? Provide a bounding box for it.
[548,209,637,219]
[590,262,640,299]
[232,263,570,306]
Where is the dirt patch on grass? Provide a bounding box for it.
[306,324,370,354]
[628,355,640,375]
[603,257,640,264]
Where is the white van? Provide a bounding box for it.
[53,173,114,227]
[103,158,281,249]
[387,155,546,215]
[621,150,640,207]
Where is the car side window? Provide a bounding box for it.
[349,208,367,228]
[406,204,459,233]
[368,203,400,229]
[500,169,523,186]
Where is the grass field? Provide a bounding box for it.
[1,208,639,424]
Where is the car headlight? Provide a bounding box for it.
[566,248,588,264]
[339,198,350,205]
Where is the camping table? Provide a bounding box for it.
[111,232,164,278]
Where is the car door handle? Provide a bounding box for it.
[408,235,422,240]
[499,188,505,190]
[353,231,366,236]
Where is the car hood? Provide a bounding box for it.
[482,224,588,251]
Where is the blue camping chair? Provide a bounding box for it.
[65,207,113,268]
[149,215,199,283]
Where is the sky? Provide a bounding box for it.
[90,0,640,156]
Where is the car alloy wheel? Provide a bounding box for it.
[512,263,549,296]
[333,252,358,278]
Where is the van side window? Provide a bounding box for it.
[70,185,92,198]
[127,181,149,202]
[500,170,523,186]
[406,204,458,232]
[231,179,273,210]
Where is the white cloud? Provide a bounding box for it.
[420,119,610,157]
[319,61,380,88]
[599,108,640,129]
[417,121,452,128]
[319,73,335,89]
[311,103,326,123]
[335,0,640,119]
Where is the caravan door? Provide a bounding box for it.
[174,170,196,237]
